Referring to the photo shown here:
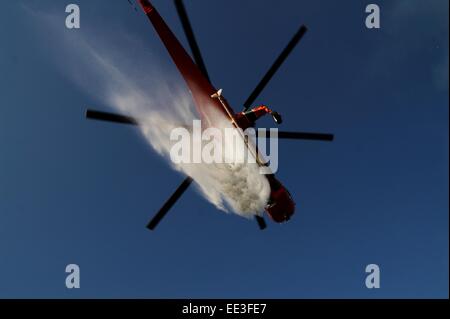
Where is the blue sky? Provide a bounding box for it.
[0,0,448,298]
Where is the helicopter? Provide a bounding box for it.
[86,0,334,230]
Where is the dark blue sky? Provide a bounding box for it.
[0,0,448,298]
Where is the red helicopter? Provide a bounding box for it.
[86,0,334,230]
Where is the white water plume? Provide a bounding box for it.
[31,10,270,218]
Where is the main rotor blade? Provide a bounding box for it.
[147,176,193,230]
[174,0,210,82]
[278,131,334,141]
[258,130,334,141]
[85,109,138,125]
[255,215,267,230]
[243,25,308,111]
